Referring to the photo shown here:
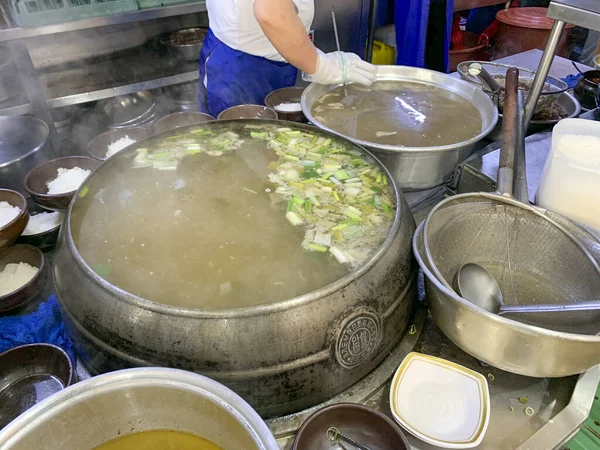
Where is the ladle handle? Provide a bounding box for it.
[498,67,519,197]
[499,300,600,315]
[513,90,530,204]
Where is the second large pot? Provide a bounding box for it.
[53,120,418,418]
[302,66,499,191]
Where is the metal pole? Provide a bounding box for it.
[365,0,377,63]
[523,20,566,128]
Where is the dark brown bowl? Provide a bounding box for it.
[292,403,411,450]
[16,198,63,252]
[217,104,278,120]
[154,111,215,134]
[0,189,28,250]
[574,70,600,110]
[264,87,307,123]
[88,127,152,161]
[0,343,74,428]
[24,157,101,212]
[0,244,45,313]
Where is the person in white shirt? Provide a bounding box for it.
[199,0,378,117]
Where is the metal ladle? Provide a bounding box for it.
[326,427,372,450]
[456,263,600,316]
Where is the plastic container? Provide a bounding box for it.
[537,119,600,231]
[9,0,138,27]
[371,40,395,65]
[494,7,574,60]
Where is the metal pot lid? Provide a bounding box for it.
[496,7,575,30]
[0,116,49,168]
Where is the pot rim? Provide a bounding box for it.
[301,65,499,154]
[413,220,600,343]
[59,119,405,319]
[0,367,278,450]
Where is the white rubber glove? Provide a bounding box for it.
[303,51,378,86]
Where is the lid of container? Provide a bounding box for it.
[0,117,49,168]
[496,7,574,30]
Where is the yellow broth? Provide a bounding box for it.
[93,430,222,450]
[71,124,395,310]
[310,80,483,147]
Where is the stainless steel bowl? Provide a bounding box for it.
[161,28,207,62]
[0,116,51,194]
[154,112,215,133]
[487,91,581,141]
[0,368,278,450]
[98,91,156,127]
[302,66,498,191]
[413,221,600,378]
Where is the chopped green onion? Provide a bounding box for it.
[304,243,328,252]
[285,211,303,226]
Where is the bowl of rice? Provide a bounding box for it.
[17,199,64,251]
[0,244,45,313]
[264,87,307,123]
[24,157,101,211]
[0,189,29,250]
[88,127,152,161]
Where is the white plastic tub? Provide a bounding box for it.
[537,118,600,231]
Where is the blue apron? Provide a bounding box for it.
[198,29,298,118]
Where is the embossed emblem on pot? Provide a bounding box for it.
[336,313,381,369]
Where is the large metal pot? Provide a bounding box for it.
[302,66,499,191]
[413,221,600,378]
[0,368,278,450]
[0,116,52,194]
[53,120,418,418]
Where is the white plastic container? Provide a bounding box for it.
[537,118,600,231]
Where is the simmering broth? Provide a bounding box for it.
[72,123,395,310]
[93,430,222,450]
[310,80,483,147]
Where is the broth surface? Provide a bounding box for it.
[72,124,395,310]
[93,430,222,450]
[310,80,483,147]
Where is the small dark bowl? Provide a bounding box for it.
[0,189,28,250]
[217,104,279,120]
[574,70,600,110]
[0,244,45,313]
[264,87,307,123]
[17,199,63,252]
[0,343,74,428]
[88,127,152,161]
[292,403,411,450]
[154,111,215,134]
[24,157,101,212]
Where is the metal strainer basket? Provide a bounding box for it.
[457,61,568,115]
[423,67,600,336]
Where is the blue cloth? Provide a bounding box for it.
[562,73,582,89]
[394,0,454,72]
[466,6,502,35]
[198,29,298,118]
[0,295,75,363]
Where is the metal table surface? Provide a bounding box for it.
[10,50,600,449]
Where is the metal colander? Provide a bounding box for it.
[457,61,568,115]
[423,67,600,336]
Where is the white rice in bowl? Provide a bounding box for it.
[106,136,137,159]
[0,262,39,296]
[22,211,64,236]
[0,201,21,228]
[47,167,91,195]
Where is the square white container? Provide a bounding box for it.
[537,118,600,231]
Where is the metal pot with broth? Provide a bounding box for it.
[54,120,417,417]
